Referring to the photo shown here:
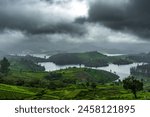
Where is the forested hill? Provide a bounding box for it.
[5,55,46,72]
[48,51,133,67]
[127,52,150,63]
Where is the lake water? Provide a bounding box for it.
[39,62,144,80]
[14,53,144,80]
[103,53,125,56]
[39,62,85,71]
[96,63,144,80]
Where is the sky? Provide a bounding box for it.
[0,0,150,54]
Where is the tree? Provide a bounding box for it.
[0,57,10,75]
[91,82,97,96]
[123,76,143,99]
[91,82,97,90]
[86,82,90,88]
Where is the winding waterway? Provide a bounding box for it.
[39,62,144,80]
[17,53,144,80]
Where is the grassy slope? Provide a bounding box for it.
[1,68,118,87]
[0,68,149,100]
[0,83,150,100]
[0,84,35,100]
[6,55,45,72]
[45,67,119,83]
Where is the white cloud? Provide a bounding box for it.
[0,0,148,53]
[42,22,147,44]
[0,0,88,25]
[107,32,146,43]
[84,23,147,44]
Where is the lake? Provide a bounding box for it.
[38,62,144,80]
[15,53,144,80]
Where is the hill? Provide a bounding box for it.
[49,51,132,67]
[127,52,150,63]
[0,67,122,100]
[4,55,46,72]
[0,68,119,88]
[0,66,150,100]
[0,83,150,100]
[44,67,119,84]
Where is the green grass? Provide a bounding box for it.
[55,67,119,83]
[0,84,35,99]
[10,71,47,79]
[0,67,149,100]
[0,83,150,100]
[9,58,45,72]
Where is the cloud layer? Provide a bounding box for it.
[88,0,150,39]
[0,0,87,35]
[0,0,150,53]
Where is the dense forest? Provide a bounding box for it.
[127,52,150,63]
[6,55,45,72]
[131,64,150,77]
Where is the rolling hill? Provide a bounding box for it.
[49,51,133,67]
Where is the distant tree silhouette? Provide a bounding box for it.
[123,76,143,99]
[0,57,10,75]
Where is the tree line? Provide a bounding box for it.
[0,57,10,75]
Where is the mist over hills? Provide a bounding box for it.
[1,40,150,55]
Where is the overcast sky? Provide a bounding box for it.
[0,0,150,54]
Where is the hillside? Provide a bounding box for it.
[0,61,150,100]
[5,55,46,72]
[127,52,150,63]
[49,51,132,67]
[0,67,126,100]
[130,64,150,88]
[0,83,150,100]
[44,67,119,84]
[0,55,149,100]
[0,68,119,88]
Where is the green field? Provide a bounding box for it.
[0,67,150,100]
[0,83,150,100]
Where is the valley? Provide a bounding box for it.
[0,51,150,100]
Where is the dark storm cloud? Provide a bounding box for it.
[0,0,85,35]
[87,0,150,38]
[42,0,70,4]
[30,23,86,35]
[43,0,84,4]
